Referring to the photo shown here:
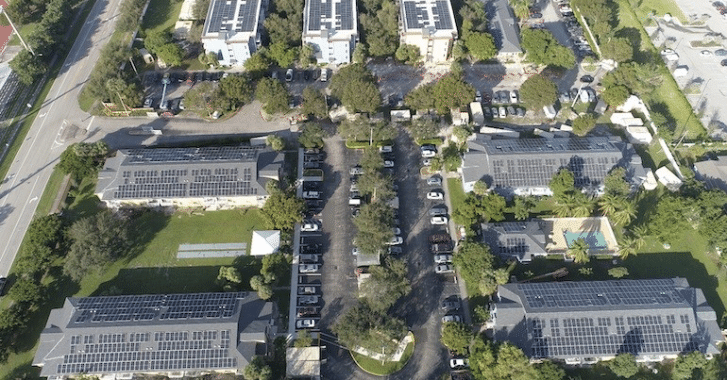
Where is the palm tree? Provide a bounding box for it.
[618,236,638,260]
[572,193,595,218]
[630,224,648,249]
[612,199,636,226]
[598,194,620,216]
[509,0,531,21]
[569,238,590,264]
[554,193,578,217]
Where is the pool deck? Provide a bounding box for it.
[542,217,619,254]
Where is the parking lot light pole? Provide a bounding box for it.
[0,6,34,56]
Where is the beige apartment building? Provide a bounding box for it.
[399,0,458,63]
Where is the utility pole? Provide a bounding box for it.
[0,6,35,56]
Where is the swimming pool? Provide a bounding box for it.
[564,230,608,250]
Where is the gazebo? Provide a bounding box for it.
[250,230,280,256]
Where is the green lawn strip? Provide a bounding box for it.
[140,0,185,33]
[615,0,704,141]
[447,177,466,213]
[33,168,66,216]
[627,0,687,24]
[350,335,415,375]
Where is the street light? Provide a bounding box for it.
[0,5,35,56]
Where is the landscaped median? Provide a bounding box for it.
[350,332,415,376]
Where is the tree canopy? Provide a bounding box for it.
[451,241,507,295]
[64,211,131,281]
[256,77,290,114]
[338,115,396,142]
[298,122,326,148]
[354,202,394,255]
[332,301,408,356]
[519,74,558,110]
[441,322,472,355]
[464,32,498,62]
[521,28,575,68]
[329,64,381,113]
[572,113,597,136]
[360,257,411,311]
[260,191,305,230]
[301,87,328,119]
[57,142,109,181]
[601,37,634,63]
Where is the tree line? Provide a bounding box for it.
[9,0,73,85]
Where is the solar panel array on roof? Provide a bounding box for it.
[403,1,429,29]
[206,0,260,34]
[125,147,257,163]
[73,293,241,324]
[433,0,453,30]
[336,0,354,30]
[519,279,685,310]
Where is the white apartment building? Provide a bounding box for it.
[201,0,265,66]
[303,0,358,64]
[399,0,458,63]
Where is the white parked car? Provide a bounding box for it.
[434,254,453,263]
[450,358,469,369]
[296,319,316,329]
[442,313,462,323]
[300,223,319,232]
[387,236,404,245]
[421,149,437,158]
[299,264,320,273]
[427,191,444,200]
[436,264,454,274]
[430,216,448,225]
[383,160,395,168]
[379,145,393,153]
[302,191,321,199]
[427,176,442,186]
[286,68,294,81]
[510,90,518,104]
[298,295,319,305]
[393,227,401,235]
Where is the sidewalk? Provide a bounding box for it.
[351,332,414,362]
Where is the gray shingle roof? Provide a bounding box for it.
[481,221,547,262]
[95,146,283,202]
[461,136,646,196]
[33,292,276,377]
[694,157,727,193]
[490,0,521,54]
[493,278,723,362]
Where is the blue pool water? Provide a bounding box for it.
[564,231,608,250]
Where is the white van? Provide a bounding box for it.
[543,105,557,119]
[320,68,328,82]
[349,197,362,206]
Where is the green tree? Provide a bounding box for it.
[471,340,539,380]
[568,238,590,263]
[361,257,411,311]
[64,211,131,281]
[353,42,368,64]
[0,304,30,362]
[549,169,575,197]
[261,253,289,284]
[407,119,440,141]
[256,77,290,114]
[521,28,575,68]
[267,41,298,68]
[301,87,328,119]
[442,144,463,172]
[193,0,212,20]
[431,74,476,114]
[535,360,566,380]
[452,125,473,145]
[299,122,326,148]
[405,84,436,111]
[519,74,558,110]
[298,43,315,66]
[513,196,535,220]
[354,202,394,255]
[244,50,271,79]
[216,266,242,291]
[360,1,399,57]
[572,113,597,136]
[451,241,505,296]
[243,356,272,380]
[294,330,313,347]
[329,64,381,114]
[611,199,636,226]
[473,180,488,196]
[602,85,629,108]
[144,30,171,54]
[260,191,305,230]
[9,49,48,85]
[57,142,108,181]
[218,74,253,108]
[338,116,396,142]
[332,301,408,356]
[395,43,421,64]
[608,267,630,278]
[357,171,395,201]
[266,135,286,151]
[441,322,472,355]
[106,77,143,108]
[509,0,531,20]
[604,167,631,196]
[8,278,44,304]
[464,31,497,61]
[156,43,184,67]
[672,351,708,380]
[602,37,633,63]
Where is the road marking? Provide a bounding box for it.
[39,113,46,118]
[29,196,38,203]
[86,116,95,131]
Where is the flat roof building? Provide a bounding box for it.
[492,278,723,364]
[303,0,358,64]
[33,292,277,378]
[694,156,727,193]
[459,135,648,197]
[95,146,283,210]
[399,0,458,63]
[201,0,266,66]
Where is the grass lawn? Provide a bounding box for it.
[627,0,687,24]
[447,178,466,212]
[351,333,415,376]
[141,0,185,33]
[614,0,705,142]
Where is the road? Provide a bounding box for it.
[0,0,123,276]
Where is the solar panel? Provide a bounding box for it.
[206,0,259,34]
[433,0,453,30]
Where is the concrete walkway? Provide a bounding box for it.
[352,333,414,362]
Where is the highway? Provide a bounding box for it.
[0,0,123,276]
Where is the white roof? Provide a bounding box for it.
[250,230,280,256]
[286,347,321,377]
